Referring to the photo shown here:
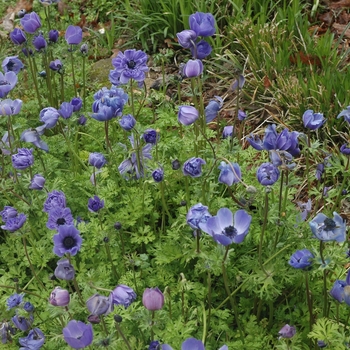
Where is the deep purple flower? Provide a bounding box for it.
[309,212,346,242]
[86,294,114,316]
[176,29,197,48]
[149,341,161,350]
[21,47,34,57]
[289,249,314,269]
[178,105,199,126]
[29,174,46,190]
[191,40,212,59]
[20,12,41,34]
[182,338,205,350]
[189,12,216,37]
[88,195,104,212]
[218,161,241,186]
[49,59,63,73]
[110,49,148,85]
[12,148,34,170]
[0,71,18,98]
[186,203,211,230]
[205,96,223,123]
[232,75,245,90]
[2,56,24,74]
[0,206,18,222]
[23,302,34,312]
[65,25,82,45]
[63,321,93,349]
[6,293,24,310]
[171,159,181,170]
[19,328,45,349]
[302,109,326,130]
[47,207,74,230]
[142,287,164,311]
[222,125,234,138]
[152,168,164,182]
[0,99,22,115]
[340,144,350,155]
[337,106,350,123]
[237,109,247,121]
[78,115,87,125]
[48,29,59,43]
[12,314,33,331]
[58,102,73,119]
[183,59,203,78]
[1,213,26,232]
[21,126,49,152]
[119,114,136,131]
[43,190,66,212]
[70,97,82,112]
[111,284,137,308]
[39,107,60,128]
[10,28,26,45]
[199,208,252,245]
[182,157,206,177]
[53,224,82,257]
[32,34,47,51]
[89,152,107,169]
[54,258,75,280]
[143,129,159,144]
[49,286,70,307]
[256,162,280,186]
[278,324,296,339]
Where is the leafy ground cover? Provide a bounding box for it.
[2,0,350,349]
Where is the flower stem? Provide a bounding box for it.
[69,47,77,96]
[104,121,112,153]
[305,271,314,331]
[259,191,269,275]
[105,241,118,281]
[115,322,132,350]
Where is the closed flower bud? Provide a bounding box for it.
[48,29,59,43]
[86,294,113,316]
[29,174,45,190]
[205,96,223,123]
[23,301,34,312]
[58,102,74,119]
[87,314,100,324]
[176,29,197,48]
[256,162,280,186]
[20,12,41,34]
[88,152,107,169]
[171,159,181,170]
[80,43,88,54]
[78,115,87,125]
[152,168,164,182]
[70,97,82,112]
[189,12,216,37]
[49,286,70,307]
[17,9,27,18]
[183,59,203,78]
[65,25,82,45]
[302,109,326,130]
[231,74,245,90]
[49,59,63,73]
[178,106,199,126]
[32,34,47,51]
[182,157,206,177]
[114,222,122,230]
[191,40,212,59]
[143,129,159,144]
[10,28,27,45]
[119,114,136,131]
[54,258,75,280]
[111,284,137,308]
[222,125,234,138]
[142,287,164,311]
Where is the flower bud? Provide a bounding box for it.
[142,287,164,311]
[86,294,113,316]
[49,287,70,307]
[183,59,203,78]
[29,174,46,190]
[178,106,199,126]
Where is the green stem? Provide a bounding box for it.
[259,191,269,275]
[100,317,109,337]
[0,284,44,299]
[69,47,77,96]
[27,53,42,108]
[150,310,155,341]
[115,322,132,350]
[105,241,118,281]
[305,271,314,332]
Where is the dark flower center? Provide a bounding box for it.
[63,236,76,249]
[0,80,9,85]
[127,60,136,69]
[223,225,237,238]
[323,218,336,231]
[56,218,66,225]
[7,61,15,70]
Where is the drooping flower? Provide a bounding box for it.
[47,207,74,230]
[329,280,346,303]
[63,320,93,349]
[182,157,206,177]
[110,49,148,86]
[183,59,203,78]
[20,12,41,34]
[237,109,247,121]
[10,28,27,45]
[119,114,136,131]
[43,190,66,212]
[49,287,70,307]
[189,12,216,37]
[222,125,234,138]
[48,29,59,43]
[289,249,314,269]
[0,99,22,115]
[111,285,137,308]
[200,208,252,245]
[143,129,159,144]
[52,224,82,257]
[256,162,280,186]
[0,206,18,222]
[218,161,241,186]
[182,338,205,350]
[58,102,73,119]
[205,96,223,123]
[152,168,164,182]
[78,115,87,125]
[65,25,83,45]
[39,107,60,128]
[70,97,82,112]
[54,258,75,280]
[142,288,164,311]
[21,126,49,152]
[309,212,346,242]
[87,195,104,212]
[49,59,63,73]
[0,71,18,98]
[1,213,26,232]
[19,328,45,349]
[86,294,114,316]
[12,148,34,170]
[231,75,245,90]
[32,34,47,51]
[6,293,24,310]
[191,40,212,59]
[29,174,46,190]
[278,324,296,339]
[337,106,350,124]
[88,152,107,169]
[178,105,199,126]
[176,29,197,48]
[297,199,312,222]
[302,109,326,130]
[340,144,350,155]
[2,56,24,74]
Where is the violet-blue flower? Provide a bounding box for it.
[12,148,34,170]
[256,162,280,186]
[12,314,33,331]
[32,34,47,51]
[181,337,205,350]
[65,25,82,45]
[0,99,22,115]
[47,207,74,230]
[200,208,252,246]
[54,258,75,280]
[143,129,159,144]
[48,29,59,43]
[19,327,45,350]
[189,12,216,37]
[337,106,350,123]
[178,105,199,126]
[89,152,107,169]
[20,12,41,34]
[237,109,247,121]
[26,173,45,190]
[191,40,212,59]
[0,71,18,98]
[43,190,66,213]
[6,293,24,310]
[39,107,59,128]
[70,97,82,112]
[187,203,212,230]
[289,249,314,269]
[111,284,137,308]
[58,102,73,119]
[88,195,104,212]
[329,280,346,303]
[63,320,93,349]
[1,213,26,232]
[2,56,24,74]
[218,161,241,186]
[86,294,114,316]
[309,212,346,242]
[152,168,164,182]
[302,109,326,130]
[10,28,26,45]
[278,324,296,339]
[183,59,203,78]
[53,224,82,257]
[340,144,350,155]
[110,49,148,85]
[142,287,164,311]
[21,126,49,152]
[182,157,206,177]
[222,125,234,138]
[0,206,18,222]
[205,96,223,123]
[176,29,197,48]
[49,286,70,307]
[232,74,245,90]
[49,59,63,73]
[119,114,136,131]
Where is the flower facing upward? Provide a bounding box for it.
[88,152,107,169]
[183,59,203,78]
[178,105,199,126]
[222,125,234,138]
[143,129,159,144]
[53,224,82,257]
[65,25,82,45]
[29,174,45,190]
[12,148,34,169]
[200,208,252,246]
[278,324,296,339]
[309,212,346,242]
[256,162,280,186]
[182,157,206,177]
[58,102,73,119]
[47,207,74,230]
[2,56,24,74]
[302,109,326,130]
[1,213,26,232]
[49,287,70,307]
[218,161,241,186]
[70,97,82,112]
[0,71,18,98]
[181,338,205,350]
[54,258,75,280]
[43,190,66,212]
[6,293,24,310]
[152,168,164,182]
[20,12,41,34]
[186,203,212,230]
[189,12,216,37]
[110,49,148,85]
[19,328,45,349]
[87,196,104,212]
[289,249,314,269]
[63,320,93,349]
[0,99,22,115]
[111,285,137,308]
[142,288,164,311]
[32,34,47,51]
